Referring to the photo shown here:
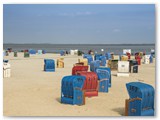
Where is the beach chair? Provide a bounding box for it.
[61,75,86,105]
[105,53,112,60]
[83,54,93,65]
[111,53,114,60]
[60,50,65,56]
[126,52,131,59]
[38,50,42,55]
[5,51,9,56]
[90,60,100,72]
[44,59,55,72]
[117,61,129,77]
[96,68,111,92]
[97,67,111,87]
[29,49,36,54]
[125,82,154,116]
[24,52,30,58]
[107,59,118,71]
[3,50,6,56]
[99,55,106,66]
[77,51,83,56]
[3,63,11,78]
[72,66,88,75]
[135,56,141,65]
[94,54,102,60]
[129,60,138,73]
[3,60,9,63]
[42,50,46,54]
[77,72,98,97]
[78,58,88,66]
[57,58,64,68]
[150,55,153,63]
[121,55,128,61]
[14,51,17,57]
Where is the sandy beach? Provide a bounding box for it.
[3,52,155,116]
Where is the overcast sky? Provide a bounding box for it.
[3,4,155,44]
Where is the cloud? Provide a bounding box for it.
[113,29,120,32]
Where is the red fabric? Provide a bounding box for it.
[72,66,88,75]
[77,72,98,97]
[126,52,131,59]
[24,50,29,52]
[136,59,141,65]
[85,91,98,97]
[135,55,141,60]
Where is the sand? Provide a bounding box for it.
[3,52,155,116]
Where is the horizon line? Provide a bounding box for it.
[3,43,155,45]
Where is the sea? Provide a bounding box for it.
[3,44,155,55]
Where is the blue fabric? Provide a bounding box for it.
[61,75,86,105]
[44,59,55,72]
[126,82,154,116]
[29,49,36,54]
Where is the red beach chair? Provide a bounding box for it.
[77,71,98,97]
[72,66,88,75]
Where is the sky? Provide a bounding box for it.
[3,4,155,44]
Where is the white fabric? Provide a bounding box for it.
[3,63,11,77]
[118,61,129,73]
[123,49,131,54]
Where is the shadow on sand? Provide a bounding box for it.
[56,97,61,103]
[112,107,125,116]
[112,74,117,77]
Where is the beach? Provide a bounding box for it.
[3,52,155,116]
